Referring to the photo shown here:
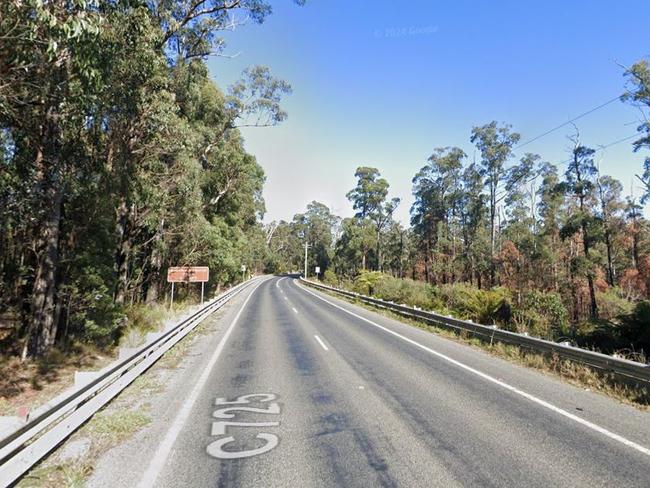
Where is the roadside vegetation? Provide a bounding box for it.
[0,1,304,367]
[267,56,650,365]
[313,282,650,410]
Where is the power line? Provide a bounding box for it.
[557,132,639,167]
[515,96,622,150]
[496,132,639,201]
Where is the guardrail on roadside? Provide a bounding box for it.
[300,278,650,388]
[0,277,262,487]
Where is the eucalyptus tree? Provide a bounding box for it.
[0,0,106,357]
[536,162,566,291]
[292,202,339,275]
[560,140,601,319]
[411,147,465,283]
[470,122,521,285]
[621,58,650,199]
[458,162,488,286]
[596,175,625,286]
[346,166,399,271]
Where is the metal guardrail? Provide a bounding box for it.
[0,277,261,487]
[300,279,650,387]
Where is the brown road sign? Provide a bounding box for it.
[167,266,209,283]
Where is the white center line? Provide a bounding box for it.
[314,335,329,351]
[136,280,266,488]
[292,307,298,314]
[296,282,650,458]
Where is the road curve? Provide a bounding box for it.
[89,276,650,488]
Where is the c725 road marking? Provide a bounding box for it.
[208,393,281,459]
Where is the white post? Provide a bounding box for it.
[170,282,175,309]
[200,282,205,305]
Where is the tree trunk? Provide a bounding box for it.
[581,225,599,320]
[24,135,64,359]
[145,220,164,304]
[114,196,131,305]
[489,179,497,287]
[604,230,615,287]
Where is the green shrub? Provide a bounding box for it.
[617,301,650,360]
[596,288,634,321]
[434,284,511,325]
[352,271,385,295]
[511,290,569,338]
[374,277,434,310]
[323,269,338,286]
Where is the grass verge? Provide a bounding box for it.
[14,297,231,487]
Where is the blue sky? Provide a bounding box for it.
[207,0,650,224]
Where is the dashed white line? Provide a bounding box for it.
[136,280,267,488]
[292,307,298,314]
[296,282,650,459]
[314,335,329,351]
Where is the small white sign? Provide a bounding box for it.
[241,265,247,272]
[315,266,321,274]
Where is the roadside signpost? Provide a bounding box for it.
[167,266,210,306]
[315,266,320,278]
[241,264,247,282]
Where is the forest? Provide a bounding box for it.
[0,0,303,359]
[1,1,649,365]
[267,58,650,360]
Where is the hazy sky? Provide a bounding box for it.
[207,0,650,224]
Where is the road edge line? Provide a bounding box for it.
[295,281,650,458]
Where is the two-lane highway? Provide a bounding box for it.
[90,276,650,487]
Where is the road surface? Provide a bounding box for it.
[88,276,650,487]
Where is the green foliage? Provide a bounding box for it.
[511,290,569,338]
[618,301,650,357]
[323,269,338,286]
[435,285,512,325]
[596,288,634,321]
[352,271,386,296]
[0,0,299,357]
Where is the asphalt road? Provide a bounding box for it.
[88,276,650,487]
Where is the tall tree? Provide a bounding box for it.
[411,147,465,283]
[560,139,600,320]
[621,58,650,199]
[470,122,521,285]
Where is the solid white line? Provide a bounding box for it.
[314,335,329,351]
[137,280,266,488]
[296,283,650,458]
[292,307,298,314]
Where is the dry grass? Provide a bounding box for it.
[0,345,113,416]
[14,300,227,487]
[16,377,157,488]
[318,288,650,411]
[0,302,194,418]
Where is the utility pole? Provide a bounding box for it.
[304,241,309,278]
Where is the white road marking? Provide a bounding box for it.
[292,307,298,314]
[284,296,288,301]
[296,283,650,458]
[314,335,329,351]
[136,280,266,488]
